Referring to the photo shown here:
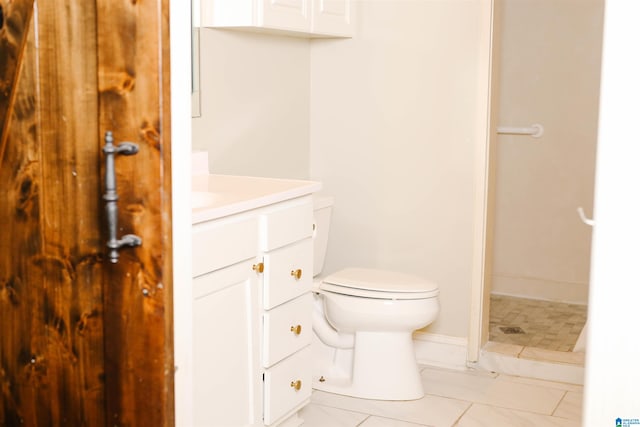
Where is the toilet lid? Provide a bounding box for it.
[320,268,439,300]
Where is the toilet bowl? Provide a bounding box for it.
[311,196,440,400]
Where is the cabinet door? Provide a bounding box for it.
[260,0,310,32]
[193,260,261,426]
[311,0,353,37]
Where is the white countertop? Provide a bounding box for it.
[192,174,322,224]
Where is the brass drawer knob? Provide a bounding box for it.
[252,262,264,273]
[290,380,302,391]
[290,269,302,280]
[290,325,302,335]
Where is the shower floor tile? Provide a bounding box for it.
[489,295,587,352]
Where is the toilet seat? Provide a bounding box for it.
[320,268,439,300]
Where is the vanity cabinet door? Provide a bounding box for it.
[193,260,262,427]
[311,0,353,37]
[261,0,310,32]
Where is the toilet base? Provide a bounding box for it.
[311,331,424,400]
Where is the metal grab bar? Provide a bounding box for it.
[102,131,142,263]
[497,123,544,138]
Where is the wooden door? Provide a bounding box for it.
[0,1,174,426]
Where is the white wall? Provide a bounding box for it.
[583,1,640,423]
[310,0,488,338]
[192,30,311,179]
[491,0,603,304]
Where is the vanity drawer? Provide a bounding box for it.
[263,293,312,368]
[263,346,312,426]
[263,238,312,309]
[260,197,313,251]
[192,216,259,277]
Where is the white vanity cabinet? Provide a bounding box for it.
[192,213,262,427]
[201,0,353,38]
[192,195,314,427]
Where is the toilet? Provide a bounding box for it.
[311,195,440,401]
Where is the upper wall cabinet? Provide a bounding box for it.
[311,0,352,36]
[201,0,354,38]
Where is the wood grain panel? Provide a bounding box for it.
[0,14,43,426]
[1,0,173,425]
[34,1,105,425]
[1,1,107,425]
[97,0,174,425]
[0,0,34,164]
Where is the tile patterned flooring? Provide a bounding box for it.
[488,295,587,352]
[300,365,582,426]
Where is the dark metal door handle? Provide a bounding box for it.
[102,131,142,263]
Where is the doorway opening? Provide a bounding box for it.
[480,0,604,368]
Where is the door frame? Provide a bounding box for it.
[467,0,497,363]
[169,1,194,426]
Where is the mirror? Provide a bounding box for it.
[191,0,201,118]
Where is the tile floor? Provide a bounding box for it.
[489,295,587,352]
[482,340,586,367]
[300,365,582,427]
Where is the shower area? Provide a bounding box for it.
[486,0,604,360]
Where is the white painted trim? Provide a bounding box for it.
[468,0,496,363]
[583,2,640,424]
[170,2,194,426]
[413,332,468,371]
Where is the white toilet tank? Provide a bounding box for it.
[313,195,334,277]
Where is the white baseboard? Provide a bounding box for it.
[413,332,468,371]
